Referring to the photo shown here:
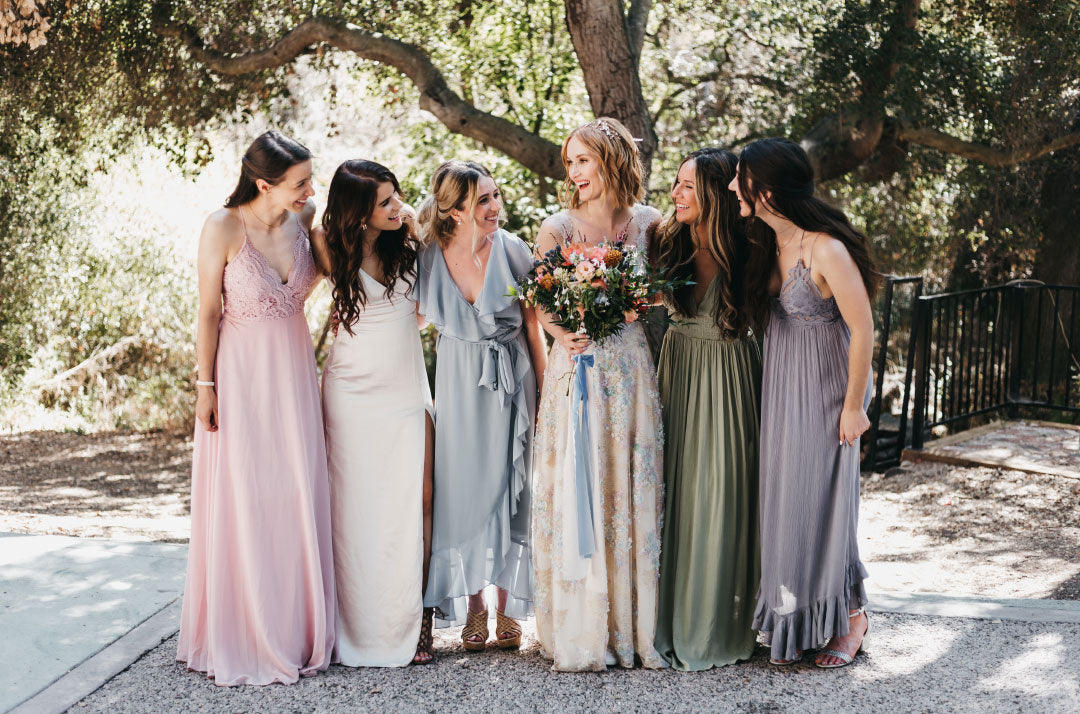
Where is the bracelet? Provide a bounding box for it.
[196,380,215,387]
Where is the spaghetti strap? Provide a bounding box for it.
[238,206,250,241]
[805,232,820,271]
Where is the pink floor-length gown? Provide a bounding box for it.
[177,214,336,686]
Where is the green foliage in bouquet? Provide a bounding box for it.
[508,240,691,346]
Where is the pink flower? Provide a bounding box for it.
[589,246,608,263]
[575,261,596,280]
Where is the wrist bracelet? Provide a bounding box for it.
[196,380,215,387]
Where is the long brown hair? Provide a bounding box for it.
[225,131,310,207]
[654,148,751,339]
[559,117,644,210]
[322,160,418,335]
[738,138,879,326]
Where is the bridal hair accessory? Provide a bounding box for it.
[594,118,643,143]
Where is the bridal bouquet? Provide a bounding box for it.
[508,241,688,346]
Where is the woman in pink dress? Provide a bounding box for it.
[177,131,336,686]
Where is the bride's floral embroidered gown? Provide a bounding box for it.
[531,204,667,671]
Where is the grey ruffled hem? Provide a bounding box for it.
[423,503,533,628]
[752,561,868,662]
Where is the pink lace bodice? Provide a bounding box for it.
[222,222,319,321]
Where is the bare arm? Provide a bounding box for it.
[194,210,237,431]
[309,224,332,276]
[533,221,589,356]
[521,303,548,394]
[814,235,874,446]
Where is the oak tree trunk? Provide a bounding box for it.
[563,0,658,177]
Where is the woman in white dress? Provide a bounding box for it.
[310,160,436,666]
[531,118,667,671]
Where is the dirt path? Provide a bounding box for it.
[2,430,1077,599]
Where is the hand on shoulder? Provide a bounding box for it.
[299,197,318,231]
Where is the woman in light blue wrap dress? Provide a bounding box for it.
[415,160,547,651]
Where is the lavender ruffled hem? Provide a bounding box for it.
[752,561,869,662]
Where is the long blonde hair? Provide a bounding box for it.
[559,117,644,210]
[417,160,505,265]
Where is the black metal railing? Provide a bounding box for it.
[909,280,1080,449]
[864,275,923,470]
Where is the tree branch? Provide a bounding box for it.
[625,0,652,67]
[153,13,564,178]
[898,125,1080,165]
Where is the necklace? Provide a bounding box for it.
[776,227,804,255]
[245,204,278,229]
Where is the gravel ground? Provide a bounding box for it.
[4,430,1079,712]
[2,430,1077,600]
[860,462,1080,600]
[74,613,1080,713]
[0,430,190,542]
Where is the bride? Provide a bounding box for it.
[531,118,667,672]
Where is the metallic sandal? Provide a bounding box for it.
[815,606,869,669]
[461,608,489,652]
[494,609,522,649]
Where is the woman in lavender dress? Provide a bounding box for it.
[730,138,877,668]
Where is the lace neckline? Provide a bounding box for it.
[561,209,637,246]
[236,210,303,285]
[779,259,832,303]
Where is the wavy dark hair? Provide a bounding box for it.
[738,138,879,326]
[225,131,311,207]
[322,160,418,335]
[654,148,751,339]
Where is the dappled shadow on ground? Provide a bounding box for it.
[0,430,191,542]
[0,532,186,711]
[75,613,1080,713]
[861,461,1080,600]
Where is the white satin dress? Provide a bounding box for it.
[321,269,432,667]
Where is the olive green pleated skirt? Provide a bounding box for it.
[654,326,762,671]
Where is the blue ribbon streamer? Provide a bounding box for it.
[572,353,596,559]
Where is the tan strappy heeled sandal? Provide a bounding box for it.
[461,608,489,652]
[494,610,522,649]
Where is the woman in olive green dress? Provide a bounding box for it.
[652,148,762,670]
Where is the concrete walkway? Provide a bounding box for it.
[0,533,186,713]
[5,532,1080,713]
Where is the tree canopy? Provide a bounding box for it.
[4,1,1077,180]
[2,0,1078,427]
